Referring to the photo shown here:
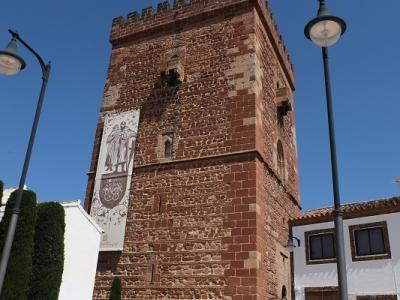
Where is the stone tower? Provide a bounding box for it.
[85,0,301,299]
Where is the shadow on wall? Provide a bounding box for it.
[141,59,183,121]
[97,252,122,273]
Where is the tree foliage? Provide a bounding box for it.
[29,202,65,300]
[0,190,37,300]
[109,277,122,300]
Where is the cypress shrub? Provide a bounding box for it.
[0,190,37,300]
[29,202,65,300]
[109,277,121,300]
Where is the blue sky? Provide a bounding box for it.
[0,0,399,210]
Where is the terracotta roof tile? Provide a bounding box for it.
[291,196,400,226]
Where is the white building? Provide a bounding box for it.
[59,201,103,300]
[291,197,400,300]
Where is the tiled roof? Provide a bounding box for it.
[292,196,400,226]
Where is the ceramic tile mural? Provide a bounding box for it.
[90,110,140,251]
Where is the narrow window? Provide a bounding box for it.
[150,264,155,282]
[152,195,162,213]
[146,262,159,283]
[158,129,175,161]
[157,196,162,213]
[277,140,285,182]
[281,285,287,299]
[164,140,173,159]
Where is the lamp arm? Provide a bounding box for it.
[8,29,48,78]
[290,236,301,247]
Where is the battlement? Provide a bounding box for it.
[110,0,294,88]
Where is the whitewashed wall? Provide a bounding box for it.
[58,201,103,300]
[1,188,15,206]
[293,212,400,300]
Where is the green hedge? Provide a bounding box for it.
[109,277,121,300]
[0,190,37,300]
[29,202,65,300]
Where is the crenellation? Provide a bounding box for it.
[108,0,294,87]
[142,6,155,18]
[173,0,189,9]
[111,16,125,30]
[127,11,140,22]
[157,1,170,13]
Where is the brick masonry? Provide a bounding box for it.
[84,0,301,299]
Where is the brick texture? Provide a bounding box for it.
[85,0,300,299]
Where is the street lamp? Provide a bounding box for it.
[0,37,26,75]
[305,1,348,299]
[285,236,300,253]
[0,30,51,293]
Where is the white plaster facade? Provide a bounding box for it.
[292,201,400,299]
[59,201,103,300]
[0,188,13,220]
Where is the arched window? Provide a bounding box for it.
[277,140,285,182]
[281,285,287,299]
[164,140,173,159]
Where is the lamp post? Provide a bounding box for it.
[304,1,348,299]
[0,29,51,293]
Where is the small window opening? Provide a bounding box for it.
[164,140,173,159]
[163,54,183,86]
[150,264,155,282]
[152,195,162,213]
[277,140,285,182]
[157,196,162,213]
[146,262,158,283]
[281,285,287,299]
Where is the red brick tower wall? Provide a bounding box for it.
[85,1,301,299]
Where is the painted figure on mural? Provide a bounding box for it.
[105,124,120,172]
[105,121,136,173]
